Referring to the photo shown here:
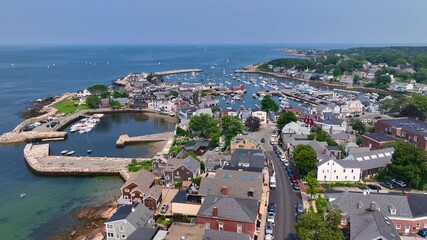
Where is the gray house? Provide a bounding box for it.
[104,204,154,240]
[164,156,201,185]
[152,152,169,178]
[230,149,266,171]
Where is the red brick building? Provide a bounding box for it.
[361,132,397,150]
[375,118,427,151]
[196,195,259,239]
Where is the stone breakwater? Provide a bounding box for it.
[116,132,174,147]
[23,143,151,180]
[0,131,67,144]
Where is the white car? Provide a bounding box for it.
[265,234,274,240]
[280,156,286,162]
[267,212,275,224]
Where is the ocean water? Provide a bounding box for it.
[0,44,349,239]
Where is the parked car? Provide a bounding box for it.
[264,234,274,240]
[392,179,407,187]
[296,203,305,215]
[267,212,275,224]
[261,138,265,143]
[293,182,300,190]
[280,156,286,162]
[290,176,298,183]
[381,182,394,189]
[367,184,381,191]
[285,166,292,173]
[160,203,168,213]
[419,228,427,237]
[265,222,274,235]
[268,202,275,213]
[283,161,289,167]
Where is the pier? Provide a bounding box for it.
[23,143,149,180]
[116,132,174,147]
[153,69,202,76]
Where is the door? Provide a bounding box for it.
[405,225,410,234]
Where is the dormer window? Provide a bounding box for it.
[248,190,254,197]
[389,205,397,215]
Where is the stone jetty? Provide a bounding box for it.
[116,132,174,147]
[0,131,67,144]
[23,143,147,180]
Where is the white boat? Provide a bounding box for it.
[66,151,75,156]
[20,193,26,198]
[61,150,69,155]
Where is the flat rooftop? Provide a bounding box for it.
[378,118,427,137]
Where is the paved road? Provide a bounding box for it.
[246,125,300,240]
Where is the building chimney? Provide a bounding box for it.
[212,207,218,217]
[369,202,378,212]
[220,186,228,196]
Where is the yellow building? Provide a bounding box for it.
[230,138,262,154]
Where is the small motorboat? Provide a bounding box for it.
[20,193,26,198]
[87,149,92,154]
[66,151,75,156]
[61,150,69,155]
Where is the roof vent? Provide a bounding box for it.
[131,207,135,212]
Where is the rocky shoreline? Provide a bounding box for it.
[53,199,118,240]
[22,97,56,119]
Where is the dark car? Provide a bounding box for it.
[286,166,292,172]
[367,184,381,190]
[290,176,298,183]
[381,182,394,189]
[374,116,382,119]
[261,138,265,143]
[293,182,300,190]
[268,202,275,213]
[419,228,427,237]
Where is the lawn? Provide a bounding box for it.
[54,98,88,114]
[128,159,153,172]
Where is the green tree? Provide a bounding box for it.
[296,208,345,240]
[400,104,426,120]
[407,93,427,116]
[276,111,298,130]
[415,68,427,83]
[112,91,129,98]
[293,145,317,176]
[244,116,261,132]
[315,197,329,216]
[176,126,188,137]
[388,141,427,189]
[85,96,101,109]
[87,84,109,98]
[189,114,219,139]
[110,100,121,109]
[352,120,366,134]
[261,95,279,112]
[221,115,244,146]
[305,171,321,198]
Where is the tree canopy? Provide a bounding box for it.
[188,114,220,145]
[352,120,366,134]
[261,95,279,112]
[296,208,345,240]
[276,111,298,130]
[244,116,261,132]
[112,90,129,98]
[85,96,101,109]
[293,144,317,176]
[400,104,426,120]
[305,171,322,199]
[387,141,427,189]
[221,115,244,146]
[87,84,109,98]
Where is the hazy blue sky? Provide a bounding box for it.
[1,0,426,44]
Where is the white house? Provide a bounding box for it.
[194,108,213,117]
[77,89,92,98]
[251,111,267,124]
[148,100,176,115]
[281,121,311,135]
[315,117,348,134]
[340,100,364,116]
[317,159,361,182]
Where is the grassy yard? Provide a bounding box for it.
[128,159,153,172]
[54,98,88,114]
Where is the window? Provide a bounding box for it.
[334,170,336,173]
[396,224,401,230]
[417,223,421,229]
[336,176,338,180]
[345,176,347,180]
[205,222,210,229]
[125,189,130,192]
[324,175,326,180]
[424,223,427,229]
[121,234,126,239]
[107,232,114,237]
[107,224,113,229]
[119,226,124,232]
[353,176,355,180]
[343,169,346,173]
[351,169,354,173]
[414,136,418,142]
[237,224,242,233]
[322,170,324,173]
[341,217,347,225]
[176,171,179,176]
[219,222,224,231]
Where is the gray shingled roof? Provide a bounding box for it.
[197,195,258,223]
[230,149,265,169]
[127,227,158,240]
[123,170,162,200]
[106,204,153,228]
[377,118,427,137]
[407,194,427,218]
[199,169,263,200]
[165,156,200,174]
[350,211,399,240]
[203,229,251,240]
[363,133,396,142]
[342,147,394,171]
[325,191,412,218]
